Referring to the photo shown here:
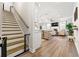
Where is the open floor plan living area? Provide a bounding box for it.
[0,2,79,57]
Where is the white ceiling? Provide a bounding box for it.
[37,2,76,18]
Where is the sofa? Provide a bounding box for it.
[42,30,52,40]
[42,29,66,40]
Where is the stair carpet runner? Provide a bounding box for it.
[2,11,24,57]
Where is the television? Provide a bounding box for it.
[51,22,58,27]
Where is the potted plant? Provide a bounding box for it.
[66,23,74,41]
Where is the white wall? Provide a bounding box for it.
[13,2,33,27]
[73,3,79,55]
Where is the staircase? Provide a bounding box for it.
[1,11,25,57]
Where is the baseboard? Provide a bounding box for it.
[29,48,36,53]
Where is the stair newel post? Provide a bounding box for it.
[1,37,7,57]
[24,34,26,52]
[24,34,30,52]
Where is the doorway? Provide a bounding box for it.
[3,2,13,12]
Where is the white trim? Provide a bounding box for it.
[29,48,36,53]
[73,39,79,55]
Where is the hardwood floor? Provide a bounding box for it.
[18,36,79,57]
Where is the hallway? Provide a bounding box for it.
[18,36,78,57]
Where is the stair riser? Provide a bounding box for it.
[2,30,21,32]
[2,24,18,26]
[2,31,22,34]
[8,36,24,40]
[2,33,22,36]
[3,21,17,23]
[7,38,24,43]
[7,45,24,55]
[2,23,18,25]
[3,20,16,22]
[2,28,20,30]
[2,27,19,29]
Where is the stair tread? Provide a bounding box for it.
[2,22,17,24]
[7,43,24,51]
[7,40,24,47]
[7,44,24,55]
[2,26,20,28]
[7,37,24,43]
[3,21,17,23]
[2,25,19,27]
[2,20,17,23]
[2,28,20,31]
[2,32,23,36]
[2,23,18,25]
[2,27,20,29]
[2,30,21,31]
[8,36,24,40]
[3,18,15,20]
[2,31,22,34]
[2,34,24,40]
[3,19,15,20]
[2,24,18,26]
[2,20,16,22]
